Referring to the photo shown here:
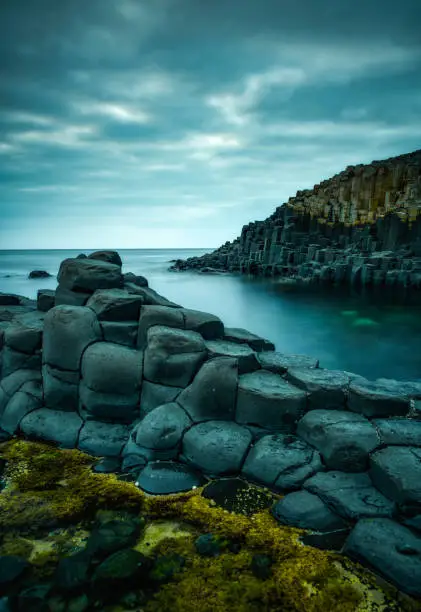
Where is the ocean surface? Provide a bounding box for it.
[1,248,421,381]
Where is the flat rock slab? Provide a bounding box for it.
[134,402,191,450]
[182,420,252,476]
[272,490,347,532]
[375,378,421,399]
[81,342,143,395]
[177,357,238,422]
[87,289,143,321]
[286,368,349,409]
[136,461,206,495]
[137,305,184,349]
[223,327,274,352]
[205,340,260,374]
[297,410,380,472]
[78,421,131,457]
[20,408,83,448]
[344,518,421,597]
[257,352,319,374]
[242,433,323,491]
[303,471,395,520]
[348,379,410,418]
[182,308,224,340]
[236,370,307,431]
[101,321,138,348]
[58,258,123,292]
[370,446,421,507]
[140,380,182,417]
[374,419,421,446]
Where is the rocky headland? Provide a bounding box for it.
[171,149,421,290]
[1,251,421,610]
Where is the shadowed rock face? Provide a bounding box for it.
[2,249,421,598]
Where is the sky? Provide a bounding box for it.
[1,0,421,249]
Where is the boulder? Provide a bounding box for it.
[370,446,421,507]
[136,461,206,495]
[20,408,82,448]
[137,306,184,349]
[223,327,275,352]
[57,258,123,293]
[0,369,41,398]
[344,518,421,597]
[87,250,122,267]
[123,272,148,287]
[0,322,10,349]
[125,284,180,308]
[86,289,143,321]
[0,294,21,306]
[182,308,224,340]
[303,471,395,520]
[271,490,347,532]
[134,402,191,449]
[43,305,102,371]
[101,321,138,347]
[37,289,55,312]
[0,347,41,377]
[205,340,260,374]
[0,304,37,323]
[297,410,380,472]
[4,312,44,353]
[0,382,42,434]
[348,379,411,418]
[286,368,349,409]
[28,270,51,279]
[42,364,79,411]
[181,420,253,476]
[257,352,319,374]
[242,433,323,491]
[177,357,238,422]
[236,370,307,431]
[78,421,131,457]
[143,326,207,388]
[55,286,91,307]
[374,419,421,446]
[79,382,140,423]
[140,380,183,417]
[81,342,143,395]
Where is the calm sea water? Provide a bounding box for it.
[1,248,421,381]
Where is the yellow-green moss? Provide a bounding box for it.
[0,533,34,558]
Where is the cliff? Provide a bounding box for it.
[172,149,421,289]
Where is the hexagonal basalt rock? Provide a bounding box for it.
[125,284,180,308]
[236,370,307,431]
[348,379,411,417]
[143,326,207,388]
[79,382,140,423]
[134,402,192,450]
[81,342,143,395]
[136,461,206,495]
[1,347,41,377]
[37,289,55,312]
[181,420,253,476]
[78,421,131,457]
[303,471,395,520]
[140,380,183,417]
[182,308,224,340]
[58,258,123,293]
[43,364,79,411]
[101,321,138,347]
[87,250,122,267]
[205,340,260,374]
[20,408,83,448]
[271,490,347,532]
[43,305,102,371]
[177,357,238,422]
[0,369,41,398]
[86,289,143,321]
[0,381,42,434]
[241,433,323,491]
[137,305,184,349]
[55,286,91,307]
[370,446,421,508]
[286,368,349,409]
[4,312,44,353]
[373,419,421,446]
[297,410,380,472]
[257,352,319,375]
[344,518,421,598]
[223,327,275,352]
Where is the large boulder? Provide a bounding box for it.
[87,250,122,267]
[182,308,224,340]
[79,383,140,423]
[136,461,206,495]
[81,342,143,396]
[143,326,207,388]
[57,258,123,293]
[223,327,274,352]
[181,420,253,476]
[272,490,347,532]
[123,272,148,288]
[205,340,260,374]
[134,402,191,450]
[137,306,184,349]
[370,446,421,508]
[86,289,143,321]
[344,518,421,597]
[242,433,323,491]
[257,352,319,374]
[37,289,55,312]
[42,364,79,411]
[177,357,238,422]
[78,421,131,457]
[236,370,307,431]
[43,306,102,371]
[140,380,183,417]
[4,312,44,354]
[55,286,91,307]
[348,379,411,417]
[286,368,349,409]
[20,408,83,448]
[296,410,380,472]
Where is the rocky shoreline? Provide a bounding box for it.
[1,250,421,605]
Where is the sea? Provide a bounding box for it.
[1,248,421,381]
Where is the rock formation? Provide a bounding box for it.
[1,251,421,598]
[172,149,421,290]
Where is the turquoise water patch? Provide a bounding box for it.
[352,318,379,327]
[341,310,358,317]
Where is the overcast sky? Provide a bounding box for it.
[1,0,420,249]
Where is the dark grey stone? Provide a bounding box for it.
[257,352,319,374]
[101,321,138,347]
[4,311,44,353]
[122,432,179,462]
[303,471,395,520]
[42,364,79,411]
[37,289,55,312]
[376,378,421,399]
[344,518,421,597]
[205,340,260,374]
[125,284,180,308]
[177,357,238,422]
[28,269,52,279]
[297,409,380,472]
[79,382,140,423]
[0,294,21,306]
[242,433,323,490]
[93,457,121,473]
[43,305,102,371]
[236,370,307,431]
[87,250,122,267]
[20,408,82,448]
[144,326,207,388]
[137,305,184,349]
[272,490,347,531]
[123,272,148,287]
[286,368,349,409]
[1,347,41,377]
[374,418,421,446]
[134,402,191,449]
[0,322,11,349]
[58,258,123,292]
[78,421,131,457]
[182,420,253,475]
[0,304,37,324]
[136,461,206,494]
[300,529,350,552]
[86,289,143,321]
[223,327,275,352]
[0,369,41,397]
[0,384,42,434]
[182,308,224,340]
[370,446,421,507]
[81,342,143,395]
[140,380,182,417]
[348,379,411,417]
[55,286,91,307]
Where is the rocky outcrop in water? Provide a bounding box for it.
[172,149,421,290]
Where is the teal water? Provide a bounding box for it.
[1,248,420,381]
